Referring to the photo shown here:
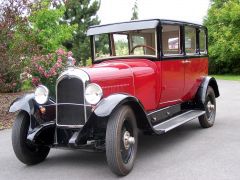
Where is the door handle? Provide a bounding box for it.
[182,60,191,64]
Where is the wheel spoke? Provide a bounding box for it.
[120,120,135,164]
[205,95,215,122]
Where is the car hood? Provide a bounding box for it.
[81,59,158,98]
[82,60,135,96]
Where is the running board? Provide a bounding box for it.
[153,110,205,134]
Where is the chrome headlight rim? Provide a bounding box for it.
[85,83,103,105]
[34,85,49,104]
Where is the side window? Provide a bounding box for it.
[199,29,207,54]
[185,26,196,54]
[162,25,181,55]
[129,29,156,56]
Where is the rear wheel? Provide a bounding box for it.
[106,106,138,176]
[199,86,216,128]
[12,111,50,165]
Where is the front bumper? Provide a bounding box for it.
[27,104,107,150]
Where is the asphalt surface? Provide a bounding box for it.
[1,80,240,180]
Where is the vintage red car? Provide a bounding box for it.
[9,19,219,176]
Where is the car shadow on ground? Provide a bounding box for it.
[137,121,203,158]
[23,120,204,176]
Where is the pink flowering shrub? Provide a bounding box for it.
[30,48,75,96]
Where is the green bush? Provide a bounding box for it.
[21,80,33,91]
[204,0,240,74]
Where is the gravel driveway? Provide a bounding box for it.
[0,80,240,180]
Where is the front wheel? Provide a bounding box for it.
[106,106,138,176]
[199,86,216,128]
[12,111,50,165]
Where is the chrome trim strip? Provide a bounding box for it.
[159,99,183,106]
[148,104,181,115]
[57,103,90,106]
[56,68,90,129]
[57,125,84,129]
[58,67,90,82]
[102,84,130,89]
[43,103,91,107]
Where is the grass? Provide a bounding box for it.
[211,74,240,81]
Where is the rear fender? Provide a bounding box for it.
[195,76,220,107]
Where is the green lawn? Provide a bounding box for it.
[211,74,240,81]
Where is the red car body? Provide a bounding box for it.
[84,57,208,110]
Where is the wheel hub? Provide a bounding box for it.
[123,131,135,150]
[207,101,215,113]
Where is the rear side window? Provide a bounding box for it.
[162,25,181,55]
[185,26,196,54]
[199,29,207,54]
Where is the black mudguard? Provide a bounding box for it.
[9,93,35,115]
[196,76,220,107]
[76,94,152,143]
[9,93,56,128]
[94,93,145,117]
[9,93,56,146]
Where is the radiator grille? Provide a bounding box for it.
[57,77,85,126]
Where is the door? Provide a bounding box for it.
[183,26,208,100]
[159,25,185,108]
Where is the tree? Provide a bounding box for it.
[0,0,76,92]
[29,1,77,54]
[209,0,228,8]
[131,0,139,20]
[0,0,33,92]
[204,0,240,74]
[64,0,100,65]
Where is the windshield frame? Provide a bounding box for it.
[92,28,158,62]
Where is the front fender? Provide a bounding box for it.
[9,93,56,125]
[9,94,56,146]
[94,93,143,117]
[75,93,151,143]
[9,93,35,115]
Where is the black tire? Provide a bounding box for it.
[12,111,50,165]
[199,86,216,128]
[106,106,138,176]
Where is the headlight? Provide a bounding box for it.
[85,83,103,105]
[34,85,49,104]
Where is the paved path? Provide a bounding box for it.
[1,80,240,180]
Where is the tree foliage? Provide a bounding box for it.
[0,0,100,92]
[131,0,139,20]
[29,1,77,53]
[204,0,240,74]
[0,0,34,92]
[64,0,100,65]
[0,0,77,92]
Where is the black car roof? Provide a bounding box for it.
[87,19,206,36]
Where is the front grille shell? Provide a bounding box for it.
[56,68,90,128]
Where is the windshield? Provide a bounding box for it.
[94,28,156,60]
